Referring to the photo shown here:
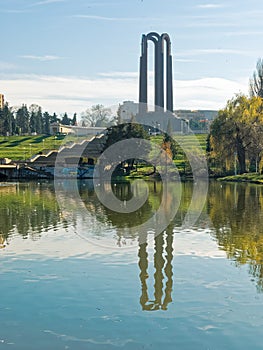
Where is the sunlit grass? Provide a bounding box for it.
[0,135,65,160]
[0,133,208,164]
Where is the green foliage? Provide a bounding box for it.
[16,105,30,134]
[0,183,61,239]
[162,133,177,160]
[61,112,70,125]
[208,182,263,291]
[208,94,263,175]
[101,123,150,175]
[104,122,149,147]
[72,113,77,126]
[0,103,15,136]
[0,102,77,137]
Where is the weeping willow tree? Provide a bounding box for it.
[208,94,263,174]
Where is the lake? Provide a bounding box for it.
[0,180,263,349]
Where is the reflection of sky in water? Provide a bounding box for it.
[1,181,263,349]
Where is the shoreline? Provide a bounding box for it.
[217,173,263,184]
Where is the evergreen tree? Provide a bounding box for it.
[50,113,58,123]
[71,113,77,126]
[35,107,43,134]
[16,105,30,134]
[29,110,37,133]
[61,113,70,125]
[0,103,15,136]
[43,112,51,134]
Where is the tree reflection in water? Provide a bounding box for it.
[3,180,263,304]
[208,181,263,292]
[0,182,63,245]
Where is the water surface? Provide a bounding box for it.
[0,180,263,349]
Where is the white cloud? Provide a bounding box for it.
[30,0,65,6]
[99,71,138,78]
[197,3,226,9]
[224,31,263,37]
[175,49,254,57]
[0,61,17,70]
[1,74,138,114]
[1,74,248,114]
[0,9,31,13]
[73,15,159,22]
[175,58,205,63]
[98,71,155,78]
[20,55,63,61]
[174,77,248,110]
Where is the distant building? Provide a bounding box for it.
[175,110,218,133]
[136,111,185,133]
[50,122,105,136]
[118,101,139,122]
[117,102,217,133]
[0,94,4,109]
[175,109,218,121]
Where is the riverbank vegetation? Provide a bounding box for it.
[207,59,263,177]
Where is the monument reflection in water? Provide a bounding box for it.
[138,225,173,311]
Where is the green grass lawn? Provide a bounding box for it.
[0,133,208,162]
[150,133,207,172]
[217,173,263,184]
[0,135,66,160]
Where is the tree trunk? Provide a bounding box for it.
[237,140,246,174]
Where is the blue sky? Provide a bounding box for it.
[1,0,263,115]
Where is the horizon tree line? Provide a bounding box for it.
[0,102,117,137]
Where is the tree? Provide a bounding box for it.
[209,94,263,174]
[43,112,51,134]
[250,58,263,98]
[71,113,77,126]
[50,113,58,123]
[116,104,122,125]
[35,107,43,134]
[81,104,112,127]
[16,105,30,134]
[100,123,150,175]
[61,112,70,125]
[162,133,177,160]
[29,104,43,134]
[0,103,15,136]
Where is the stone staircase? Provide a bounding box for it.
[29,133,106,167]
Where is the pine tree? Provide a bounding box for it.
[72,113,77,126]
[16,105,30,134]
[43,112,51,134]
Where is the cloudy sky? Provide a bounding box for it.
[1,0,263,115]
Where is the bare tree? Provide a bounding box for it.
[250,58,263,98]
[81,104,112,127]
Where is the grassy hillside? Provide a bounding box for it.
[0,135,66,160]
[151,133,208,173]
[0,133,208,163]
